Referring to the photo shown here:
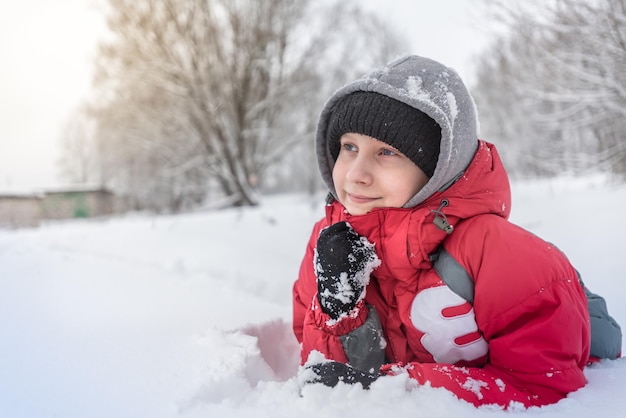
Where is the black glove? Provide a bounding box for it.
[315,222,380,320]
[306,361,380,389]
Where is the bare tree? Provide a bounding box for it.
[58,104,97,185]
[86,0,406,211]
[473,0,626,178]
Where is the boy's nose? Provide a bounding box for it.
[346,156,372,185]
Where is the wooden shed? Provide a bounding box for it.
[0,186,123,229]
[0,193,43,228]
[40,187,118,220]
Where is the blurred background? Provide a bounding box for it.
[1,0,624,223]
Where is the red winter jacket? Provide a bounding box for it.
[293,141,590,408]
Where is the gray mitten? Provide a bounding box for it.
[340,306,386,373]
[305,361,379,389]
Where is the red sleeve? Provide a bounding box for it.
[415,215,590,407]
[292,221,323,343]
[292,218,370,365]
[398,362,545,407]
[395,293,589,408]
[385,275,590,407]
[300,298,371,365]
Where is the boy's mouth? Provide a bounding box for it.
[347,193,378,204]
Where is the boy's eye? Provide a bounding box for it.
[342,143,357,152]
[381,148,397,156]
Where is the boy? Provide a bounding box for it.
[292,55,596,407]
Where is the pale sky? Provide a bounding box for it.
[0,0,491,192]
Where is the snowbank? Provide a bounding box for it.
[1,179,624,418]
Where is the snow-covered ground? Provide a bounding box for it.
[1,176,625,418]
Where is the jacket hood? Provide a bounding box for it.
[316,55,480,208]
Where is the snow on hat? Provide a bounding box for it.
[316,55,479,208]
[326,91,441,178]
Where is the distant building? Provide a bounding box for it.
[40,187,118,220]
[0,193,43,228]
[0,186,123,229]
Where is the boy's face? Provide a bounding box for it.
[332,133,429,215]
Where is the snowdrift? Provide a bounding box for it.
[1,177,625,418]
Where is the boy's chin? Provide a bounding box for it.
[342,203,374,216]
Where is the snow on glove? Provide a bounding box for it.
[306,361,380,389]
[314,221,380,320]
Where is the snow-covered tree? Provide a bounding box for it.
[86,0,405,211]
[473,0,626,178]
[58,104,97,185]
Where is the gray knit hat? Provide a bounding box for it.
[326,91,441,177]
[317,55,479,208]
